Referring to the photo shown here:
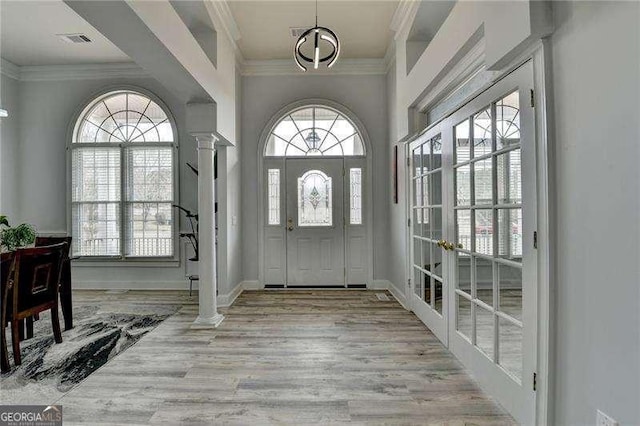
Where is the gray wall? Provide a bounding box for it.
[0,74,20,221]
[240,74,389,283]
[550,1,640,423]
[13,75,199,287]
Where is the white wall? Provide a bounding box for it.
[240,74,389,283]
[550,2,640,424]
[0,73,20,221]
[14,75,198,287]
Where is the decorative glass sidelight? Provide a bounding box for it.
[297,170,333,227]
[267,169,281,225]
[349,168,362,225]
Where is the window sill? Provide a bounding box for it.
[71,257,180,268]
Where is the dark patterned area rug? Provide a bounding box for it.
[1,302,179,404]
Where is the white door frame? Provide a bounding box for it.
[402,42,553,424]
[257,99,374,288]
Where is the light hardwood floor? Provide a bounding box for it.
[56,290,516,425]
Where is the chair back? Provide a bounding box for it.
[12,243,67,314]
[35,236,72,259]
[1,251,16,310]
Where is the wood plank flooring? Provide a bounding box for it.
[54,290,515,425]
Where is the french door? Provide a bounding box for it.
[409,61,537,424]
[410,129,448,344]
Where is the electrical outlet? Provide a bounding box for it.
[597,410,618,426]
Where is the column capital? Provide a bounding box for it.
[191,132,218,150]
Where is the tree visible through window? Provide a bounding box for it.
[71,90,176,258]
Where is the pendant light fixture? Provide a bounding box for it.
[293,0,340,72]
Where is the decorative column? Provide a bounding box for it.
[192,133,224,328]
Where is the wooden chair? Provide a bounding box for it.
[1,251,15,372]
[3,243,67,367]
[35,236,74,330]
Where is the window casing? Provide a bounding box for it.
[71,89,177,259]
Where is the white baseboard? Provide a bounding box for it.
[369,280,389,290]
[241,280,261,290]
[386,280,410,311]
[73,280,189,290]
[218,282,243,307]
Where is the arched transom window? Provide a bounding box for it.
[71,90,176,258]
[265,106,364,156]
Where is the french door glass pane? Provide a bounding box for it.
[456,165,470,205]
[431,242,443,277]
[475,256,494,306]
[126,202,173,257]
[431,207,442,240]
[475,305,494,358]
[474,209,494,255]
[413,146,422,175]
[421,176,429,206]
[455,119,470,163]
[474,159,493,205]
[457,294,472,339]
[421,208,431,238]
[499,317,523,381]
[497,149,522,204]
[434,278,443,314]
[421,239,431,272]
[424,273,432,305]
[473,107,492,158]
[72,148,121,202]
[432,135,442,168]
[499,263,523,321]
[413,237,421,268]
[496,91,520,150]
[421,143,431,172]
[497,208,523,258]
[72,203,120,256]
[429,171,442,205]
[413,267,423,298]
[412,209,422,236]
[413,178,422,206]
[455,209,471,250]
[457,252,471,295]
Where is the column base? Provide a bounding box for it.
[191,313,225,329]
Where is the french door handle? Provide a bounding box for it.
[287,218,294,231]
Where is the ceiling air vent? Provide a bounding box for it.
[57,33,92,44]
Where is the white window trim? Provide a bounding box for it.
[66,86,180,264]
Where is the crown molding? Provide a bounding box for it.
[240,58,388,77]
[1,61,148,82]
[390,0,420,39]
[1,58,21,80]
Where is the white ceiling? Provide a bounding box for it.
[0,0,130,66]
[228,0,400,60]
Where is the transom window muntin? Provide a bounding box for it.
[265,106,365,157]
[71,90,176,258]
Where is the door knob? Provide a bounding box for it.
[444,242,455,251]
[437,239,446,248]
[287,218,294,231]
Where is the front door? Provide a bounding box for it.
[285,158,345,286]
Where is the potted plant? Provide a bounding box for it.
[0,215,36,252]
